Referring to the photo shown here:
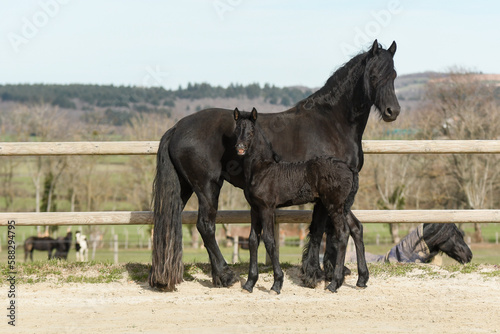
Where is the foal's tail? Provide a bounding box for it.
[344,170,359,214]
[149,126,184,291]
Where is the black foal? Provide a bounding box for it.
[234,108,358,294]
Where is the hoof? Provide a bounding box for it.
[241,288,252,294]
[242,282,254,293]
[269,289,279,295]
[220,268,238,287]
[300,268,323,288]
[326,283,339,293]
[355,285,367,290]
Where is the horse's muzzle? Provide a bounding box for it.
[236,143,247,156]
[383,106,400,122]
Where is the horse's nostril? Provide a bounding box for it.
[386,108,393,117]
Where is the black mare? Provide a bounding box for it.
[149,40,400,291]
[234,108,358,293]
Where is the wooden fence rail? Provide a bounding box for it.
[0,140,499,228]
[1,140,500,156]
[1,210,499,226]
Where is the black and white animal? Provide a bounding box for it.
[234,108,358,294]
[75,231,89,262]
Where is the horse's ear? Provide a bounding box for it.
[370,39,379,56]
[234,108,240,121]
[388,41,397,57]
[251,107,258,121]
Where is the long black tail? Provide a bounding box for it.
[149,126,184,291]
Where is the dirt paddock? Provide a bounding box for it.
[5,264,500,334]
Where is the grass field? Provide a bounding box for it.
[4,242,500,266]
[2,222,498,267]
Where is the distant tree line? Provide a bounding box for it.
[0,83,312,110]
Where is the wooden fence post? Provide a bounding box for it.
[92,238,97,260]
[114,234,118,264]
[232,236,239,264]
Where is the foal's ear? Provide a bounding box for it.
[388,41,397,57]
[370,39,379,56]
[251,107,258,121]
[233,108,240,120]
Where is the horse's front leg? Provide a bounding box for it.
[348,211,369,288]
[242,208,262,293]
[196,182,237,288]
[301,203,327,288]
[325,210,349,293]
[261,208,284,294]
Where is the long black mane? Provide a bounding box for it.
[422,223,455,246]
[300,42,396,121]
[303,52,369,110]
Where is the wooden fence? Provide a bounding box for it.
[1,140,499,227]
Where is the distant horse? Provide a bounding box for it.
[24,236,57,261]
[346,223,472,265]
[234,108,358,293]
[150,40,400,291]
[53,231,73,260]
[75,231,89,262]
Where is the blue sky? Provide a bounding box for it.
[1,0,499,89]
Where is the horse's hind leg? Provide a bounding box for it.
[195,180,237,287]
[348,211,369,288]
[325,209,349,293]
[301,203,327,288]
[323,213,362,281]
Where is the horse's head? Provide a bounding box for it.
[233,107,258,156]
[424,223,473,264]
[364,40,400,122]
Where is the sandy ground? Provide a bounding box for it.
[3,265,500,334]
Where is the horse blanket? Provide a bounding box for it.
[346,224,431,263]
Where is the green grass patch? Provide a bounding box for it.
[1,261,498,286]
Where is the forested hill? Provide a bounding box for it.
[0,82,313,111]
[1,72,498,127]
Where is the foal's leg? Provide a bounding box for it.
[242,207,262,293]
[324,211,363,281]
[301,203,327,288]
[347,212,369,288]
[325,209,349,293]
[261,208,284,294]
[195,180,237,287]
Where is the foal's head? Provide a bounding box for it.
[364,40,400,122]
[233,107,258,156]
[423,223,473,264]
